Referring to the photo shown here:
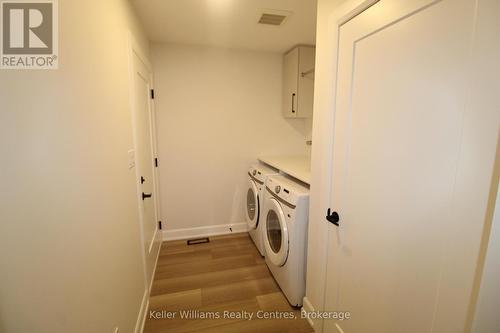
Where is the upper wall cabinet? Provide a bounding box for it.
[282,46,315,118]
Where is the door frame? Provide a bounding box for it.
[127,32,162,294]
[304,1,380,331]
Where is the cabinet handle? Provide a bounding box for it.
[291,93,296,113]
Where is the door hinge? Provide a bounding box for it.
[158,221,162,230]
[154,158,158,167]
[150,89,155,99]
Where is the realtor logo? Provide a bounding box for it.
[1,0,58,69]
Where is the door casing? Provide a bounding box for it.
[127,32,162,296]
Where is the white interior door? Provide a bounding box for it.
[131,49,161,290]
[324,1,492,332]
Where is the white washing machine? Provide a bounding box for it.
[263,175,310,307]
[245,163,279,256]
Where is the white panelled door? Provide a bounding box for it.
[131,49,161,289]
[324,0,489,332]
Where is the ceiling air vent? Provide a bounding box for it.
[259,13,287,25]
[257,9,292,26]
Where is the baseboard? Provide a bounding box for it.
[163,222,248,241]
[148,226,159,254]
[149,230,162,292]
[302,296,316,331]
[134,288,149,333]
[136,231,161,333]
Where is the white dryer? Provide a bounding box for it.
[245,163,279,256]
[263,175,310,307]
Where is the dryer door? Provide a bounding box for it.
[264,198,289,266]
[245,179,259,230]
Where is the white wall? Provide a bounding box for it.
[0,1,150,332]
[152,43,311,235]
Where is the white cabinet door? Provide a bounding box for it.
[297,47,315,118]
[324,0,498,332]
[282,46,315,118]
[283,47,299,118]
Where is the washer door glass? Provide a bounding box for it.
[247,189,256,220]
[264,198,289,266]
[245,179,259,229]
[267,209,282,253]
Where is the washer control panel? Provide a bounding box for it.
[266,175,309,207]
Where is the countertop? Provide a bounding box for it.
[258,155,311,185]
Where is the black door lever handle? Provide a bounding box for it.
[142,192,152,200]
[326,208,340,226]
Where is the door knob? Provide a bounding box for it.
[326,208,340,226]
[142,192,152,200]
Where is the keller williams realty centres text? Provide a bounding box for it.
[149,310,352,321]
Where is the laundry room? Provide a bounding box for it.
[148,7,316,242]
[1,1,499,333]
[140,1,318,331]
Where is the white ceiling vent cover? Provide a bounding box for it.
[257,9,292,26]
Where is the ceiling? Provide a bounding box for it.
[131,0,317,53]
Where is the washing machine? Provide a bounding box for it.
[263,174,310,307]
[245,163,279,256]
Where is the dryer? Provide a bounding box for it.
[263,174,310,307]
[245,163,279,256]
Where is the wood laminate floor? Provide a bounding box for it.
[144,233,314,333]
